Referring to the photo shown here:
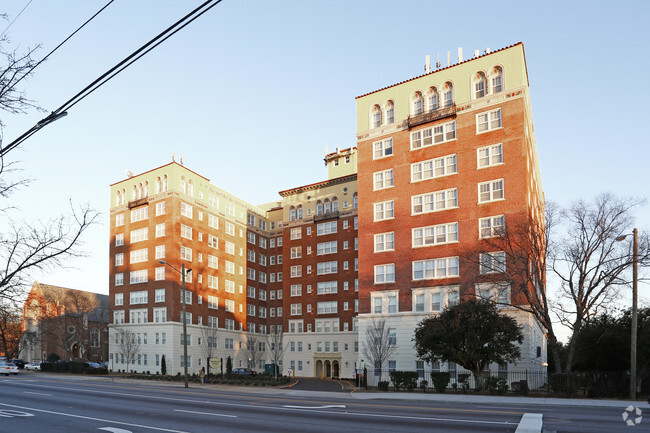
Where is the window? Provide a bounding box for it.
[207,254,218,270]
[479,215,505,238]
[247,304,256,316]
[388,328,397,346]
[491,66,503,93]
[474,72,487,99]
[207,234,218,249]
[290,246,302,259]
[290,284,303,297]
[208,275,218,290]
[130,270,148,284]
[442,82,453,107]
[374,264,395,284]
[374,232,395,252]
[411,188,458,214]
[247,232,256,244]
[115,273,124,286]
[317,241,337,255]
[130,207,148,223]
[412,92,424,115]
[180,202,193,218]
[290,227,301,240]
[290,265,302,278]
[374,200,394,221]
[478,179,504,203]
[155,288,165,302]
[225,222,235,236]
[225,299,235,312]
[180,246,192,261]
[130,228,148,243]
[480,251,506,274]
[415,293,424,312]
[477,108,502,133]
[317,281,337,295]
[412,257,459,280]
[317,221,337,235]
[373,169,394,190]
[115,233,124,246]
[317,261,338,275]
[115,293,123,306]
[130,290,148,305]
[477,143,503,168]
[290,303,302,316]
[153,307,166,323]
[115,253,124,266]
[155,266,165,281]
[411,154,457,182]
[410,120,456,149]
[208,214,219,229]
[388,295,397,313]
[431,291,442,311]
[130,248,148,264]
[412,222,459,247]
[225,280,235,293]
[154,245,165,259]
[373,138,393,159]
[317,301,337,314]
[115,213,124,227]
[372,104,382,128]
[180,224,192,240]
[386,101,395,124]
[155,223,165,237]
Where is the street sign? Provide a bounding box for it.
[209,358,221,370]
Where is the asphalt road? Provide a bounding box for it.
[0,373,647,433]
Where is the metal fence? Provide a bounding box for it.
[391,369,642,399]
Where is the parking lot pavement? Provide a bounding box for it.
[284,377,354,392]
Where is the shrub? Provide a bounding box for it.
[161,355,167,375]
[420,380,428,393]
[458,374,471,393]
[431,372,451,393]
[484,376,508,395]
[378,381,389,391]
[389,371,419,391]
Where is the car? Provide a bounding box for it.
[85,362,101,368]
[11,359,25,369]
[232,368,257,376]
[24,362,41,371]
[0,361,19,376]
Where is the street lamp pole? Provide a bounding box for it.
[616,228,638,400]
[159,260,190,388]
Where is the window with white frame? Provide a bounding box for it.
[115,213,124,227]
[412,257,460,280]
[208,214,219,229]
[478,179,504,203]
[411,154,457,182]
[290,303,302,316]
[225,241,235,255]
[155,266,165,281]
[316,241,337,255]
[155,223,165,237]
[224,299,235,312]
[374,232,395,252]
[290,265,302,278]
[225,260,235,274]
[130,290,148,305]
[373,138,393,159]
[290,246,302,259]
[317,301,337,314]
[412,286,460,312]
[476,282,510,305]
[207,254,218,269]
[386,100,395,124]
[180,224,192,240]
[317,281,337,295]
[130,270,148,284]
[208,275,218,290]
[477,108,502,133]
[411,188,458,214]
[479,215,505,238]
[480,251,506,274]
[153,307,166,323]
[115,233,124,246]
[130,248,148,264]
[153,245,164,260]
[374,200,394,221]
[374,264,395,284]
[290,227,301,240]
[474,72,487,99]
[317,261,338,275]
[225,280,235,293]
[115,273,124,286]
[412,92,424,115]
[411,120,456,149]
[373,169,394,190]
[180,202,193,218]
[180,246,192,261]
[477,143,503,168]
[130,228,148,243]
[290,284,302,296]
[388,328,397,346]
[155,288,165,302]
[115,293,123,306]
[317,221,337,235]
[412,222,458,247]
[491,67,503,93]
[115,253,124,266]
[225,222,235,236]
[388,294,397,313]
[130,207,148,223]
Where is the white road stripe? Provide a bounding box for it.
[283,405,346,409]
[515,413,543,433]
[23,391,52,396]
[0,402,189,433]
[175,409,236,418]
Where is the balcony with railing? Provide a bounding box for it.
[407,104,457,129]
[313,210,340,222]
[128,197,149,209]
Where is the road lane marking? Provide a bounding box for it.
[23,391,52,396]
[175,409,236,418]
[283,405,346,409]
[515,413,543,433]
[99,428,134,433]
[0,402,189,433]
[0,410,35,418]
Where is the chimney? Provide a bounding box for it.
[425,54,431,73]
[474,49,480,58]
[447,50,451,67]
[458,47,463,63]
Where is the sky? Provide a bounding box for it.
[1,0,649,337]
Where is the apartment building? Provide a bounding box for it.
[355,42,546,384]
[108,150,360,377]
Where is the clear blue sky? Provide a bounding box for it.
[2,1,648,332]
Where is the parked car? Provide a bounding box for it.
[85,362,101,368]
[232,368,257,376]
[0,361,19,376]
[25,362,41,371]
[11,359,25,369]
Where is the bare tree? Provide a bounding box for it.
[362,319,397,383]
[0,303,22,359]
[115,328,140,373]
[199,325,219,374]
[458,203,563,371]
[267,328,288,379]
[551,193,650,371]
[245,335,261,371]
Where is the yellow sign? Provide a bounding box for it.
[209,358,221,370]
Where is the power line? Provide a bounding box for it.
[0,0,33,40]
[0,0,224,159]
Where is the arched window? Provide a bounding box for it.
[163,175,168,192]
[443,82,454,107]
[138,183,144,199]
[121,189,126,204]
[412,92,424,115]
[156,177,162,194]
[385,101,395,124]
[296,205,303,219]
[331,197,339,212]
[323,199,331,214]
[116,190,121,207]
[491,66,503,93]
[188,179,194,197]
[144,181,149,198]
[316,200,323,216]
[474,72,487,99]
[372,105,382,128]
[353,192,358,209]
[180,176,187,195]
[427,87,439,111]
[132,186,137,201]
[289,206,297,221]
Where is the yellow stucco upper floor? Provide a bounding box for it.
[108,161,272,227]
[355,42,529,133]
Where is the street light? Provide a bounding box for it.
[159,260,191,388]
[615,228,638,400]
